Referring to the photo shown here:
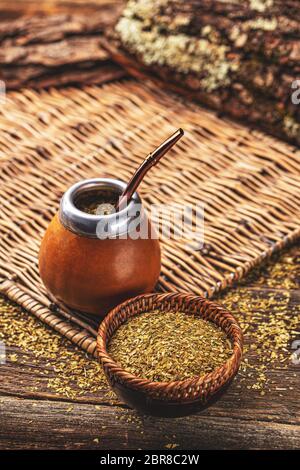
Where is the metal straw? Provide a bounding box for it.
[116,128,184,210]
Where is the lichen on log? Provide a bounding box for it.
[110,0,300,145]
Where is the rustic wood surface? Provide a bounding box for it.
[0,245,299,450]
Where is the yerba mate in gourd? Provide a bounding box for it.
[39,178,161,316]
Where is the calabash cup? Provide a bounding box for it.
[39,178,161,316]
[97,292,243,417]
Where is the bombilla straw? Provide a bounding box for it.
[117,128,184,210]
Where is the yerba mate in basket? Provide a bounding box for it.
[97,293,243,417]
[39,130,183,316]
[108,310,233,382]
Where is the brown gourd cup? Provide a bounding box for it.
[97,292,243,417]
[39,178,161,316]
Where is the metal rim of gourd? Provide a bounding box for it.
[59,178,144,239]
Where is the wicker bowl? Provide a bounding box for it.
[97,293,243,417]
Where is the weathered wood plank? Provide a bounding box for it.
[1,349,299,422]
[0,1,124,20]
[0,395,299,450]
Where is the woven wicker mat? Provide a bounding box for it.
[1,79,300,358]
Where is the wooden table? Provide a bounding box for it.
[0,246,299,450]
[0,0,298,452]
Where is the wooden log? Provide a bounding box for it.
[0,8,126,89]
[0,1,125,20]
[107,0,300,146]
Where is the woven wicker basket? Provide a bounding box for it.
[97,292,243,416]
